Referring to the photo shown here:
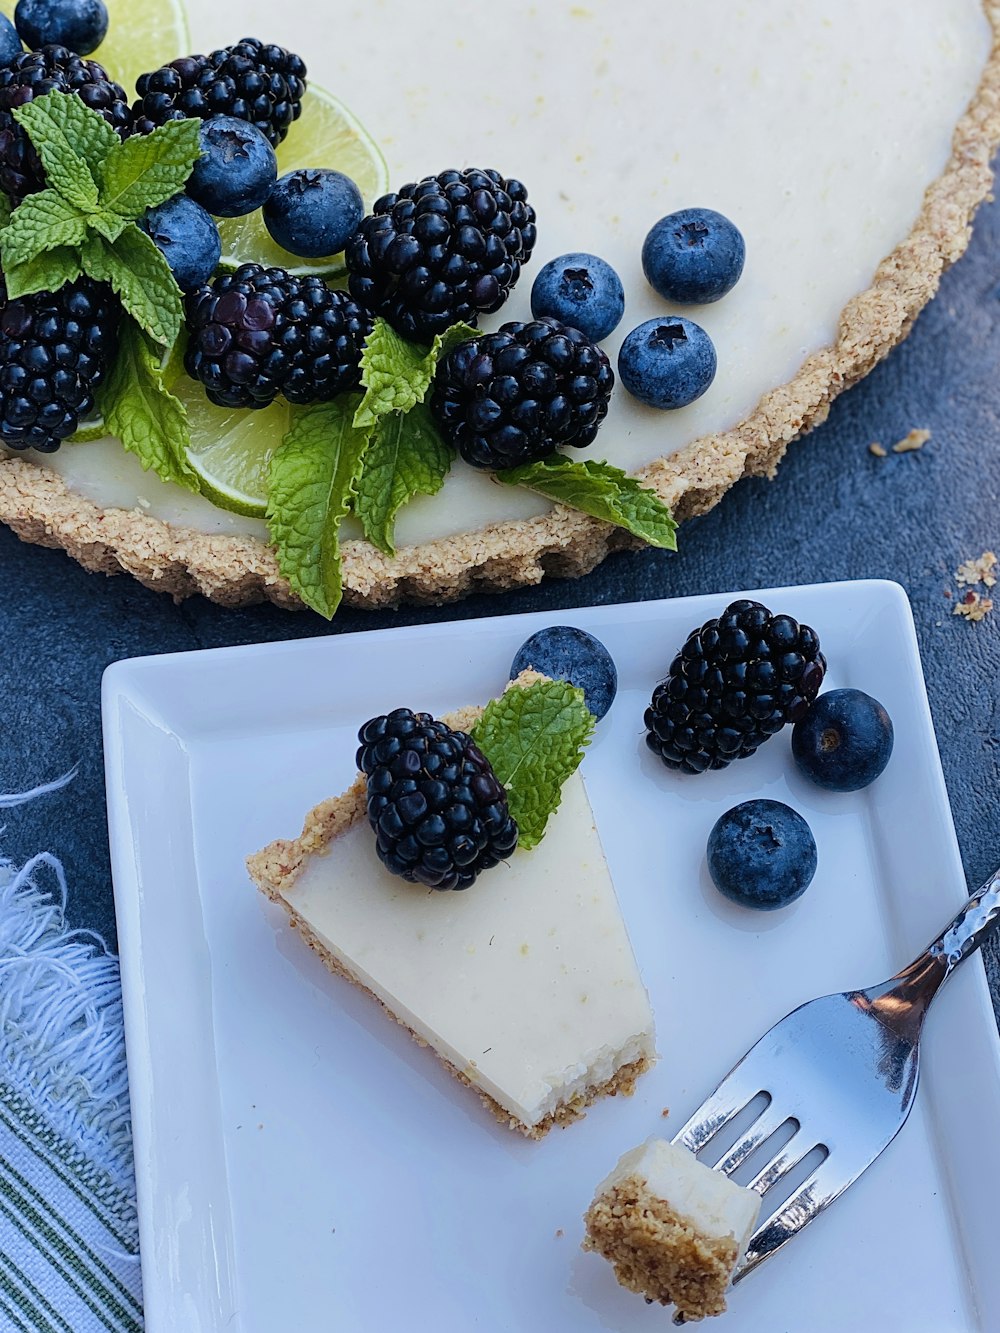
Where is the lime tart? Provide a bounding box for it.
[246,673,656,1137]
[0,0,998,610]
[583,1138,761,1320]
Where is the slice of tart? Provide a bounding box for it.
[1,0,997,608]
[246,675,655,1137]
[583,1138,761,1320]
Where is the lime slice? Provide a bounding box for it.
[217,85,388,279]
[173,375,291,518]
[94,0,190,93]
[69,413,108,443]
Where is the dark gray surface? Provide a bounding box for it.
[1,188,998,1015]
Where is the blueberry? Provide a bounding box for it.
[642,207,745,304]
[707,800,817,911]
[791,688,894,792]
[139,195,221,293]
[618,317,716,409]
[187,116,277,219]
[0,10,22,63]
[14,0,106,53]
[529,251,625,343]
[263,168,365,259]
[510,625,617,720]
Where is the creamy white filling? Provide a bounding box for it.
[598,1138,761,1255]
[30,0,990,541]
[281,770,655,1128]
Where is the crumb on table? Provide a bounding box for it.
[892,428,930,453]
[956,551,997,588]
[953,591,994,622]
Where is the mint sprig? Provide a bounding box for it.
[473,679,595,850]
[354,401,454,555]
[0,90,201,347]
[267,397,371,619]
[497,456,678,550]
[354,317,478,431]
[97,319,198,492]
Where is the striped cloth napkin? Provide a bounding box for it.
[0,776,143,1332]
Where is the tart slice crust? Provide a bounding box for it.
[583,1174,740,1321]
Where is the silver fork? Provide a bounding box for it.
[670,865,1000,1317]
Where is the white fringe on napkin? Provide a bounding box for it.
[0,775,143,1332]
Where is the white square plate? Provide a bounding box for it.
[103,581,1000,1333]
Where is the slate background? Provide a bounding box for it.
[1,187,998,1014]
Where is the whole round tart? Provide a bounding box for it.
[1,0,998,609]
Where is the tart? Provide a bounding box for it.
[246,677,656,1137]
[583,1138,761,1320]
[1,0,998,608]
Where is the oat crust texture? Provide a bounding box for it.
[2,11,1000,609]
[245,674,653,1138]
[583,1176,740,1321]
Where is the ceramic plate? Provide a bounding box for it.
[103,581,1000,1332]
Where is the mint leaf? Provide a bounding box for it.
[87,210,129,243]
[267,397,371,619]
[354,319,429,428]
[0,193,12,230]
[497,456,678,550]
[0,190,87,268]
[97,317,198,491]
[3,247,82,299]
[12,91,108,211]
[354,402,454,555]
[82,224,184,346]
[473,679,595,850]
[98,118,202,218]
[354,318,478,430]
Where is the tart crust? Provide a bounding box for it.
[3,8,1000,608]
[582,1174,740,1320]
[246,679,653,1137]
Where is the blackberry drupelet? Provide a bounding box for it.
[0,46,131,201]
[644,600,827,774]
[345,167,536,340]
[429,317,614,470]
[0,276,120,452]
[184,263,372,409]
[357,709,519,891]
[132,38,306,147]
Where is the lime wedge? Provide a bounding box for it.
[94,0,190,93]
[217,85,388,279]
[173,375,291,518]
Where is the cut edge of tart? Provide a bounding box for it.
[582,1138,761,1321]
[246,671,656,1138]
[2,8,999,608]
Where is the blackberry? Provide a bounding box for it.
[345,167,537,341]
[357,709,518,891]
[0,276,120,452]
[184,263,372,410]
[644,600,827,775]
[429,318,614,470]
[0,46,131,201]
[132,38,306,147]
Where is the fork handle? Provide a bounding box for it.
[877,865,1000,1019]
[926,864,1000,973]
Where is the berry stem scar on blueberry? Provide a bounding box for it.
[652,324,688,351]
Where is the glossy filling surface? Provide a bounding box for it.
[33,0,991,542]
